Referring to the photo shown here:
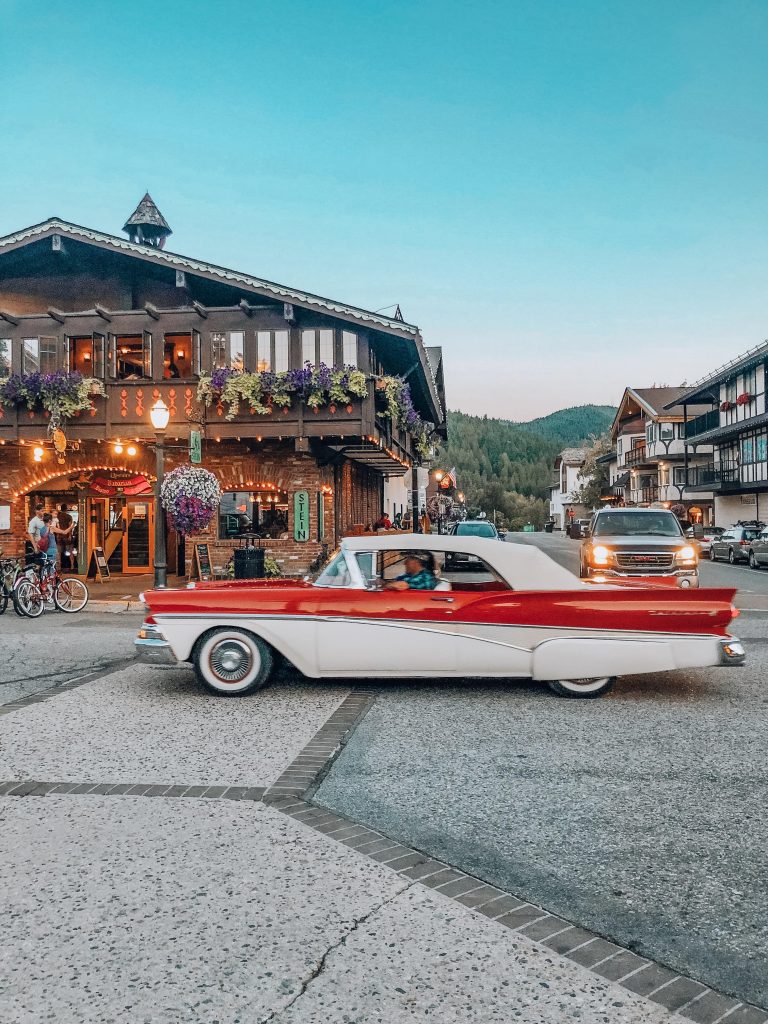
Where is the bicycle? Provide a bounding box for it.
[13,560,89,617]
[0,554,32,617]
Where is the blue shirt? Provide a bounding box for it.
[40,527,57,558]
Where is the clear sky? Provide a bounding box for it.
[1,0,766,419]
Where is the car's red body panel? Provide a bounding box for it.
[143,581,738,637]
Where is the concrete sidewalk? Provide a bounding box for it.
[0,662,760,1023]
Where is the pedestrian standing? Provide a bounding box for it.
[38,513,58,576]
[26,502,46,564]
[56,503,74,569]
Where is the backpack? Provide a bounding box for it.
[37,528,50,553]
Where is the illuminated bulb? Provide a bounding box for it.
[127,445,137,456]
[33,446,44,459]
[114,443,124,454]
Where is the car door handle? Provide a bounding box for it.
[430,596,455,602]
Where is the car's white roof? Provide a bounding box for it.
[341,533,584,591]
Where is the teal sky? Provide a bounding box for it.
[1,0,766,418]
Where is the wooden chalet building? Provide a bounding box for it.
[0,196,446,576]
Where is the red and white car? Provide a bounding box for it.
[136,534,745,699]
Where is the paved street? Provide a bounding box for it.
[1,540,767,1021]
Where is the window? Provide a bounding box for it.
[217,489,289,540]
[725,378,737,403]
[0,339,10,373]
[301,328,334,367]
[744,366,757,396]
[659,422,674,441]
[757,434,767,462]
[315,550,353,588]
[617,438,623,456]
[342,330,358,367]
[164,333,194,379]
[211,331,244,371]
[741,437,755,464]
[673,467,686,486]
[646,422,655,443]
[112,334,151,380]
[659,466,669,486]
[256,330,290,373]
[68,334,105,378]
[22,337,59,374]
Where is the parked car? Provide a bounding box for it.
[747,527,768,570]
[136,533,744,700]
[445,520,500,569]
[568,518,592,539]
[579,507,699,588]
[685,525,725,556]
[709,523,764,564]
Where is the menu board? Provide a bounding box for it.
[0,504,10,531]
[88,546,111,581]
[193,543,212,580]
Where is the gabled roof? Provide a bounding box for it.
[554,447,588,467]
[0,217,420,337]
[612,387,709,436]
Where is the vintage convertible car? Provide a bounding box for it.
[135,534,745,699]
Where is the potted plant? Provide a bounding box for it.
[160,465,222,534]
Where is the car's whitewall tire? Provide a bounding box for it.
[547,676,616,699]
[193,628,274,696]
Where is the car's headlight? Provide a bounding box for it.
[676,545,698,564]
[590,545,612,566]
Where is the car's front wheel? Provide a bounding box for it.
[710,546,718,562]
[193,628,274,696]
[749,550,761,570]
[728,548,736,565]
[547,676,615,699]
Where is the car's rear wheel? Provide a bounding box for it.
[547,676,615,699]
[709,547,718,562]
[193,628,274,696]
[749,550,760,570]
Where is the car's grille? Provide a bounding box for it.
[615,553,675,569]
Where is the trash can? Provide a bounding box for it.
[234,546,265,579]
[544,521,554,533]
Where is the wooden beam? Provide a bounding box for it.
[239,299,253,316]
[144,303,160,320]
[0,310,19,326]
[192,300,208,319]
[47,307,66,324]
[94,305,112,322]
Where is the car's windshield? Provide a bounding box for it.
[313,550,354,587]
[592,512,683,537]
[455,522,496,537]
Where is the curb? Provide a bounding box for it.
[84,600,144,613]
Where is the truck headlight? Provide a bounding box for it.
[591,545,612,566]
[675,545,698,564]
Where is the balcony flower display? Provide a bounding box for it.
[0,371,105,428]
[196,364,368,419]
[736,392,753,406]
[720,400,734,412]
[160,465,222,535]
[377,375,436,462]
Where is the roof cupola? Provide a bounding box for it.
[122,193,172,249]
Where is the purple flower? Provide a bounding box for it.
[211,366,238,392]
[314,362,333,391]
[288,363,314,396]
[0,373,25,405]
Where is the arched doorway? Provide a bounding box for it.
[688,506,703,525]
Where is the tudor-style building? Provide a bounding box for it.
[670,341,768,525]
[549,447,588,530]
[0,197,446,576]
[607,387,714,524]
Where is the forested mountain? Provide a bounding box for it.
[439,405,615,529]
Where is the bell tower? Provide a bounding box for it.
[122,193,172,249]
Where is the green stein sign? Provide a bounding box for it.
[189,429,202,464]
[293,490,310,541]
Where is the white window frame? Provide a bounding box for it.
[342,330,358,367]
[301,328,335,367]
[257,329,290,373]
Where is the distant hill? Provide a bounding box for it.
[439,405,616,529]
[514,405,616,448]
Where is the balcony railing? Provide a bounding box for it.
[686,462,739,488]
[624,445,649,467]
[628,486,659,504]
[684,409,720,440]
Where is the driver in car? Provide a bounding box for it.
[385,552,439,591]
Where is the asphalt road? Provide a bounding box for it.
[317,533,768,1008]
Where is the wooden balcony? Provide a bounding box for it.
[624,445,650,468]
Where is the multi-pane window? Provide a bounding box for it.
[757,433,767,462]
[164,333,195,379]
[0,339,10,373]
[342,330,358,367]
[211,331,244,371]
[112,334,151,380]
[743,367,757,396]
[741,437,754,464]
[725,378,737,403]
[23,337,59,374]
[256,330,290,373]
[659,422,674,441]
[673,467,686,486]
[646,422,655,443]
[301,329,334,367]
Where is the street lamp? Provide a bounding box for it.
[149,398,170,589]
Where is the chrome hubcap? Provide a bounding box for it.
[209,639,253,683]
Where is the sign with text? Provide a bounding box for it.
[193,543,212,580]
[293,490,310,542]
[87,546,111,581]
[190,430,202,464]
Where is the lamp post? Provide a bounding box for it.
[149,398,170,589]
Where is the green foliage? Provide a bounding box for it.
[573,432,614,510]
[440,405,616,529]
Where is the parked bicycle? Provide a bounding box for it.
[13,560,89,617]
[0,553,32,617]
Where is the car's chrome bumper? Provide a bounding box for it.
[588,568,699,588]
[719,637,746,666]
[135,623,177,666]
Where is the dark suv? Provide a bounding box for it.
[579,508,699,588]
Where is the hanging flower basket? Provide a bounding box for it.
[736,393,753,406]
[160,465,222,535]
[720,400,734,412]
